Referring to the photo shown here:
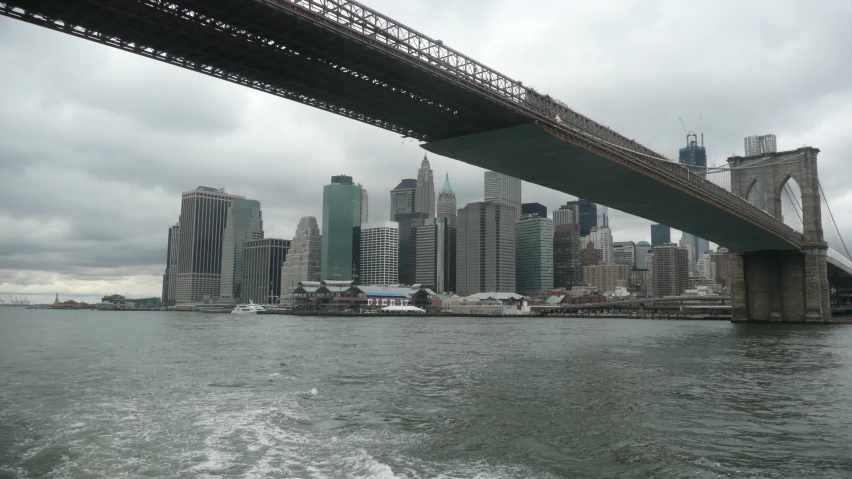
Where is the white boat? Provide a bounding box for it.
[230,301,266,314]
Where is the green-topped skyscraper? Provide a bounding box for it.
[321,175,362,281]
[437,172,457,225]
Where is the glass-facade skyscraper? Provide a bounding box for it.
[220,199,264,302]
[321,175,362,281]
[559,199,597,237]
[515,214,554,296]
[651,224,671,247]
[679,133,707,174]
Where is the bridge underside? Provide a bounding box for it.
[0,0,529,141]
[424,123,799,253]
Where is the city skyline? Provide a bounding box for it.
[2,1,851,302]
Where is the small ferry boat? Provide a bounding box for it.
[230,301,266,314]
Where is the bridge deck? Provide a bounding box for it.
[425,123,799,252]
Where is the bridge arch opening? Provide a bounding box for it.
[745,178,768,212]
[778,175,804,233]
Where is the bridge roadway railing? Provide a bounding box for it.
[269,0,665,155]
[827,248,852,275]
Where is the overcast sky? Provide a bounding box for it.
[1,0,851,303]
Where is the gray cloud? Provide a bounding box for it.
[1,0,851,301]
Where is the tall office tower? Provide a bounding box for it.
[744,134,777,156]
[390,179,417,218]
[321,175,362,281]
[395,212,428,284]
[360,186,369,223]
[650,224,671,247]
[176,186,245,303]
[484,171,522,220]
[679,132,707,174]
[590,227,614,264]
[581,240,602,266]
[515,214,554,296]
[241,238,290,304]
[360,222,399,286]
[553,206,575,227]
[710,249,732,291]
[651,243,689,297]
[645,252,655,297]
[456,202,516,295]
[521,203,548,218]
[220,199,264,302]
[415,154,436,218]
[415,217,457,294]
[680,232,711,272]
[634,241,652,269]
[553,223,582,288]
[280,216,322,301]
[583,264,630,293]
[613,241,636,268]
[597,205,609,228]
[559,199,597,236]
[436,172,457,224]
[161,222,180,305]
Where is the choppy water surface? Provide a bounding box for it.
[2,311,852,478]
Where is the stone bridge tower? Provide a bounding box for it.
[727,147,830,322]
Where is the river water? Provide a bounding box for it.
[2,310,852,478]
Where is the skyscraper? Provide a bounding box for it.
[176,186,244,303]
[613,241,636,269]
[651,243,689,297]
[553,223,582,288]
[650,224,671,247]
[559,199,597,236]
[161,222,180,305]
[678,133,707,174]
[220,199,264,302]
[553,206,575,227]
[484,171,521,220]
[390,179,417,218]
[321,175,362,281]
[280,216,322,301]
[395,212,428,284]
[415,217,456,294]
[360,222,399,286]
[597,205,609,228]
[415,154,436,218]
[590,227,614,265]
[521,203,548,219]
[360,186,369,224]
[515,214,554,296]
[456,202,516,295]
[241,238,290,304]
[680,233,711,272]
[744,134,777,156]
[436,172,457,224]
[634,241,652,270]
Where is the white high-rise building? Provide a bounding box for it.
[553,207,575,227]
[415,154,436,218]
[484,171,521,220]
[744,134,777,156]
[281,216,323,302]
[220,199,264,302]
[360,221,399,286]
[176,186,245,304]
[590,226,614,265]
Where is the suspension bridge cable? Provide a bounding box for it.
[781,183,803,225]
[818,181,851,260]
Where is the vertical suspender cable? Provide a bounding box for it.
[819,181,851,260]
